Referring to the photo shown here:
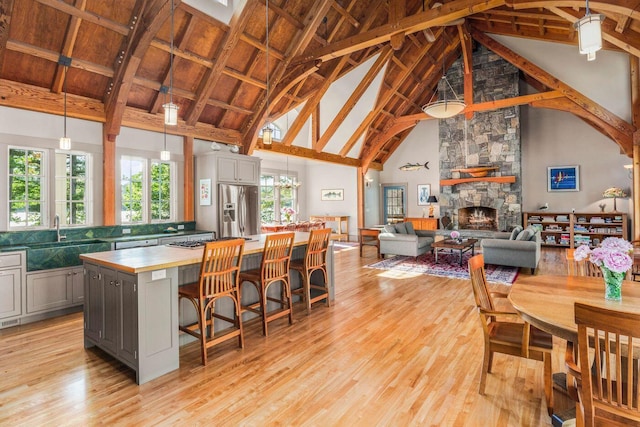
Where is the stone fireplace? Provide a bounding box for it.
[458,207,498,231]
[438,46,522,232]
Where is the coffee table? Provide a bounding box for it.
[431,238,478,266]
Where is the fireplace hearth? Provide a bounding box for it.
[458,207,498,231]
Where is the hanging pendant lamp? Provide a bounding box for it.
[59,57,72,150]
[422,41,465,119]
[574,0,604,61]
[163,0,178,125]
[261,0,273,145]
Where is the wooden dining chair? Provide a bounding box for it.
[240,232,295,336]
[290,228,332,314]
[178,238,245,365]
[565,303,640,426]
[566,248,602,277]
[468,254,554,414]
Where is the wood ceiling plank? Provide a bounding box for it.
[184,0,255,127]
[291,0,506,66]
[52,0,86,94]
[34,0,131,36]
[0,0,14,72]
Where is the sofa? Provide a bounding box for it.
[480,225,541,273]
[378,222,436,258]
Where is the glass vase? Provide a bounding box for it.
[601,267,624,301]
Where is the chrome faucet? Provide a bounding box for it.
[54,214,66,242]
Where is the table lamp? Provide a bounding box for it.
[427,195,438,217]
[602,187,627,212]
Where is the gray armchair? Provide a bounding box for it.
[480,226,541,273]
[378,222,436,258]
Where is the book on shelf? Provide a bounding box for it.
[528,215,542,222]
[589,217,605,224]
[574,235,591,246]
[541,216,555,222]
[555,215,569,222]
[530,223,543,232]
[545,235,557,244]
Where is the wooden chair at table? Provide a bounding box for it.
[240,232,295,336]
[290,228,332,314]
[566,248,602,277]
[468,254,554,414]
[178,238,245,365]
[565,303,640,426]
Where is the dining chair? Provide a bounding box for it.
[566,248,602,277]
[290,228,332,314]
[178,238,245,365]
[240,232,295,336]
[565,303,640,426]
[468,254,554,414]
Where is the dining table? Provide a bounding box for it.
[508,275,640,343]
[509,274,640,425]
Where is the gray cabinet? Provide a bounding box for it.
[84,264,138,370]
[0,252,24,323]
[25,266,84,314]
[217,156,259,185]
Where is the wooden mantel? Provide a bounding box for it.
[440,176,516,186]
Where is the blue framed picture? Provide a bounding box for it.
[548,165,579,192]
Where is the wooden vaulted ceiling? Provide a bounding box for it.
[1,0,640,171]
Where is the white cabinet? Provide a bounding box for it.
[26,266,84,314]
[0,252,24,323]
[217,156,259,185]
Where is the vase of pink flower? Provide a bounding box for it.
[573,237,633,301]
[281,207,296,223]
[450,230,461,243]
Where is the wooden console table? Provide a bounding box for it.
[404,217,438,230]
[310,215,349,241]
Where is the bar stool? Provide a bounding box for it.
[239,232,295,336]
[290,228,331,314]
[178,238,245,365]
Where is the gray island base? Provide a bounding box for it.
[80,232,334,384]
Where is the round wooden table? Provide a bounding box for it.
[509,275,640,343]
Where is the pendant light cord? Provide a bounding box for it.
[169,0,174,104]
[63,66,68,138]
[265,0,270,122]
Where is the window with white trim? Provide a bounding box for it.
[9,148,46,228]
[121,156,146,224]
[54,152,90,226]
[259,171,298,223]
[150,160,173,221]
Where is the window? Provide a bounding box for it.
[120,156,175,224]
[9,148,45,228]
[121,156,146,223]
[259,171,298,223]
[55,152,90,226]
[150,161,172,221]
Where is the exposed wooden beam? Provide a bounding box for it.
[102,127,116,226]
[389,0,406,50]
[34,0,130,36]
[52,0,86,94]
[183,136,194,221]
[184,0,254,127]
[315,45,393,153]
[362,119,421,172]
[631,55,640,239]
[291,0,506,66]
[0,0,15,72]
[472,28,634,155]
[465,90,565,111]
[255,141,382,170]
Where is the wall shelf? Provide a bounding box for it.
[440,176,516,186]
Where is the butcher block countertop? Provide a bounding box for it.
[80,232,311,274]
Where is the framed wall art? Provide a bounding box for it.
[321,189,344,201]
[199,179,212,205]
[417,184,431,205]
[548,165,579,192]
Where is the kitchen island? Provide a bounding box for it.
[79,232,334,384]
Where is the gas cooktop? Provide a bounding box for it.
[166,237,252,249]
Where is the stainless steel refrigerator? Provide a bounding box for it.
[218,183,260,238]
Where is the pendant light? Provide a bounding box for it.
[261,0,273,145]
[59,57,71,150]
[574,0,605,61]
[163,0,178,125]
[422,40,465,119]
[274,156,301,189]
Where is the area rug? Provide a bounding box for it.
[366,251,519,285]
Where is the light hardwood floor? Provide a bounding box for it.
[0,246,569,426]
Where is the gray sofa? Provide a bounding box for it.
[480,226,541,273]
[378,222,436,258]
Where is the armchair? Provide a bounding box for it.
[378,222,435,258]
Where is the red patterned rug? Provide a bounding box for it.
[366,251,519,285]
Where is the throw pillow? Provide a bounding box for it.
[404,222,416,235]
[515,228,533,241]
[509,226,523,240]
[383,225,396,234]
[395,223,407,234]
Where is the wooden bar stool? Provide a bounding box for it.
[178,238,245,365]
[240,232,295,336]
[290,228,332,314]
